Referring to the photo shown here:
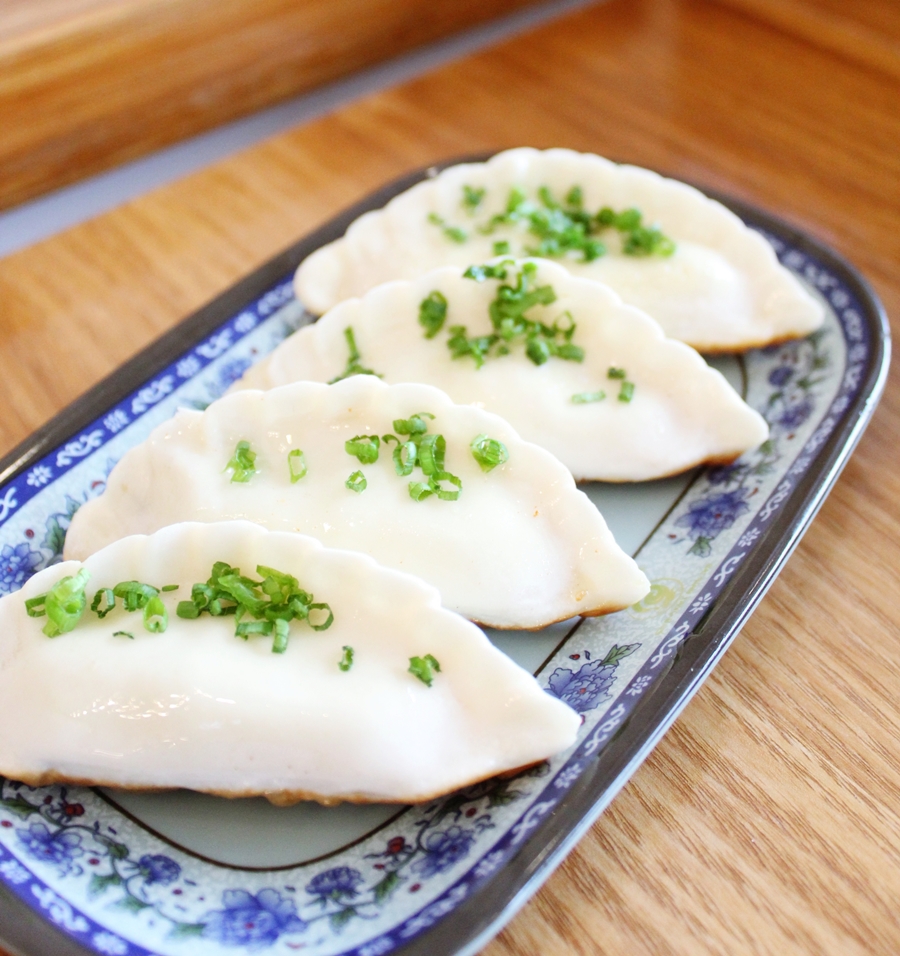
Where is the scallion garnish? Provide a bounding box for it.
[392,440,416,476]
[462,185,485,212]
[408,481,434,502]
[393,413,433,436]
[417,433,445,476]
[430,471,462,501]
[143,595,168,633]
[470,185,674,261]
[338,645,354,671]
[571,390,606,404]
[427,212,467,243]
[408,654,441,687]
[225,440,257,483]
[25,568,91,637]
[492,240,510,255]
[329,326,382,383]
[288,449,308,483]
[618,380,635,403]
[450,261,583,368]
[346,470,367,493]
[607,367,626,379]
[113,631,134,639]
[177,561,332,653]
[345,434,380,464]
[91,587,116,619]
[470,434,509,471]
[161,584,179,592]
[418,291,448,339]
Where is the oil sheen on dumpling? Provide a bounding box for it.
[63,378,649,628]
[294,147,823,352]
[0,522,580,804]
[238,260,769,481]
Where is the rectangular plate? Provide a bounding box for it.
[0,161,889,956]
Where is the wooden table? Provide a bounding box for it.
[1,0,899,952]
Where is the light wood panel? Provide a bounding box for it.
[0,0,546,211]
[0,0,898,952]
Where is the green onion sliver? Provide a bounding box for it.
[345,434,380,464]
[417,433,445,476]
[393,413,433,436]
[225,440,257,482]
[143,595,168,633]
[470,434,509,472]
[392,440,416,476]
[571,391,606,404]
[29,568,91,638]
[346,470,367,493]
[409,653,441,687]
[431,471,462,501]
[419,291,448,339]
[288,448,308,483]
[339,645,354,672]
[607,366,626,379]
[618,380,635,403]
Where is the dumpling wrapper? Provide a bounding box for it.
[0,522,580,804]
[63,377,649,628]
[294,147,823,352]
[239,260,769,481]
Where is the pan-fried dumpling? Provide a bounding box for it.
[0,522,580,804]
[63,378,649,628]
[239,259,769,481]
[294,148,823,351]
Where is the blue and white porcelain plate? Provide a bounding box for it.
[0,165,889,956]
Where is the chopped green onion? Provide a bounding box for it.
[427,212,467,243]
[566,185,583,208]
[418,290,448,339]
[338,645,354,671]
[571,390,606,404]
[526,337,551,366]
[143,595,168,633]
[113,631,134,639]
[225,440,257,483]
[236,620,272,639]
[463,261,512,282]
[408,480,434,501]
[492,240,510,255]
[161,584,179,592]
[408,654,441,687]
[308,603,334,631]
[618,380,636,403]
[417,434,445,476]
[30,568,91,637]
[288,449,308,483]
[345,434,380,464]
[91,587,116,619]
[346,470,367,493]
[176,560,332,650]
[462,185,485,212]
[607,367,626,379]
[24,595,47,618]
[272,618,290,654]
[430,471,462,501]
[329,326,382,383]
[393,413,433,436]
[392,440,416,476]
[470,434,509,471]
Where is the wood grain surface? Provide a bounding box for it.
[0,0,546,212]
[1,0,898,952]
